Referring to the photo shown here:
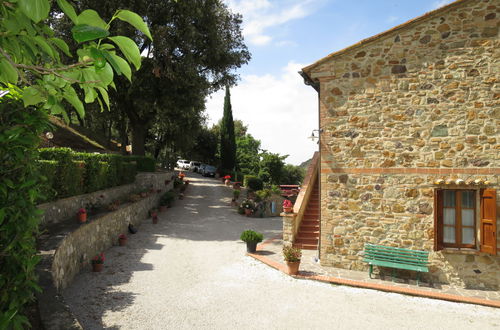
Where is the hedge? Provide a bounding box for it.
[37,160,57,203]
[124,156,156,172]
[37,148,147,202]
[244,175,263,191]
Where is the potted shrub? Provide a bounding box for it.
[240,199,255,217]
[160,191,175,208]
[118,234,127,246]
[224,175,231,186]
[77,208,87,223]
[240,230,264,253]
[283,199,293,213]
[283,246,302,275]
[233,182,241,190]
[91,253,105,272]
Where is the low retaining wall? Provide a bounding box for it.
[36,171,175,329]
[38,171,175,228]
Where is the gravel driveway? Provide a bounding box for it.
[63,173,500,330]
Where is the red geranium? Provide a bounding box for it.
[224,175,231,179]
[119,234,127,239]
[283,200,293,208]
[77,208,86,215]
[91,253,105,264]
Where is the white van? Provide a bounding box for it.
[176,159,190,169]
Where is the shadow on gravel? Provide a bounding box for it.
[64,173,283,328]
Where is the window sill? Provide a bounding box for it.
[440,248,480,255]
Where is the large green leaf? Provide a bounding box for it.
[95,63,114,86]
[105,52,132,81]
[0,59,18,84]
[18,0,50,23]
[108,36,141,70]
[77,9,108,30]
[50,38,72,57]
[22,87,45,107]
[71,25,109,43]
[115,10,153,41]
[33,36,56,59]
[63,87,85,118]
[56,0,78,24]
[96,87,110,110]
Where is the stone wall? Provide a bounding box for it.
[305,0,499,289]
[38,171,175,228]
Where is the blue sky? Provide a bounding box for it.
[205,0,454,165]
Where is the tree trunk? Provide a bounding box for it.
[131,122,147,156]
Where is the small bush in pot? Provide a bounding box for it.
[91,253,105,272]
[283,246,302,275]
[240,230,263,253]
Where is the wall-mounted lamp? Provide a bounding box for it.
[308,129,323,142]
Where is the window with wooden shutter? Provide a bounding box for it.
[480,189,497,255]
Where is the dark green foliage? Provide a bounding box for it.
[281,164,305,185]
[120,162,137,185]
[220,86,236,171]
[160,190,176,207]
[240,230,263,243]
[0,96,46,328]
[245,176,263,191]
[37,160,57,203]
[124,156,155,172]
[38,149,139,199]
[259,152,287,185]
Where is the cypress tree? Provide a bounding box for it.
[220,86,236,171]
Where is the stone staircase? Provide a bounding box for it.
[293,180,319,250]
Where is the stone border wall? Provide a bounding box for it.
[38,171,174,228]
[36,172,174,329]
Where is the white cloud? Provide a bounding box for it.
[205,62,318,165]
[227,0,317,47]
[431,0,453,10]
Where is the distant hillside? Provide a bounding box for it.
[299,158,311,169]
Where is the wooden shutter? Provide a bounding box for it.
[480,189,497,255]
[434,189,443,251]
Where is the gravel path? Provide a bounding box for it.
[63,173,500,330]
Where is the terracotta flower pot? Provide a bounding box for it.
[152,216,158,224]
[244,209,252,217]
[119,238,127,246]
[77,213,87,223]
[225,179,231,186]
[283,207,293,213]
[92,263,103,272]
[286,261,300,275]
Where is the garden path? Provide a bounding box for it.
[63,172,500,329]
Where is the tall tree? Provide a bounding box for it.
[220,86,236,170]
[51,0,251,156]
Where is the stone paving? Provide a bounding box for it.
[253,235,500,307]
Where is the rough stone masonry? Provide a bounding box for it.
[302,0,499,289]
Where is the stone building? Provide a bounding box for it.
[300,0,499,289]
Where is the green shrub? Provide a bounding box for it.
[246,176,263,191]
[120,161,137,185]
[255,189,272,202]
[283,246,302,262]
[240,230,263,243]
[1,96,46,327]
[37,160,57,203]
[124,156,155,172]
[160,190,176,207]
[39,147,74,161]
[233,189,240,200]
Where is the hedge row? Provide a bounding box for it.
[37,148,154,202]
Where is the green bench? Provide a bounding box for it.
[363,244,429,285]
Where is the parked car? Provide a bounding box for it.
[199,164,207,175]
[189,161,202,172]
[202,165,217,177]
[176,159,190,170]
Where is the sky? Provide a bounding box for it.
[204,0,455,165]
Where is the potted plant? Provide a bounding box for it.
[77,208,87,223]
[240,230,264,253]
[178,172,185,181]
[283,246,302,275]
[91,253,105,272]
[224,175,231,186]
[240,199,255,217]
[118,234,127,246]
[150,208,159,224]
[160,191,175,208]
[283,199,293,213]
[233,182,241,190]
